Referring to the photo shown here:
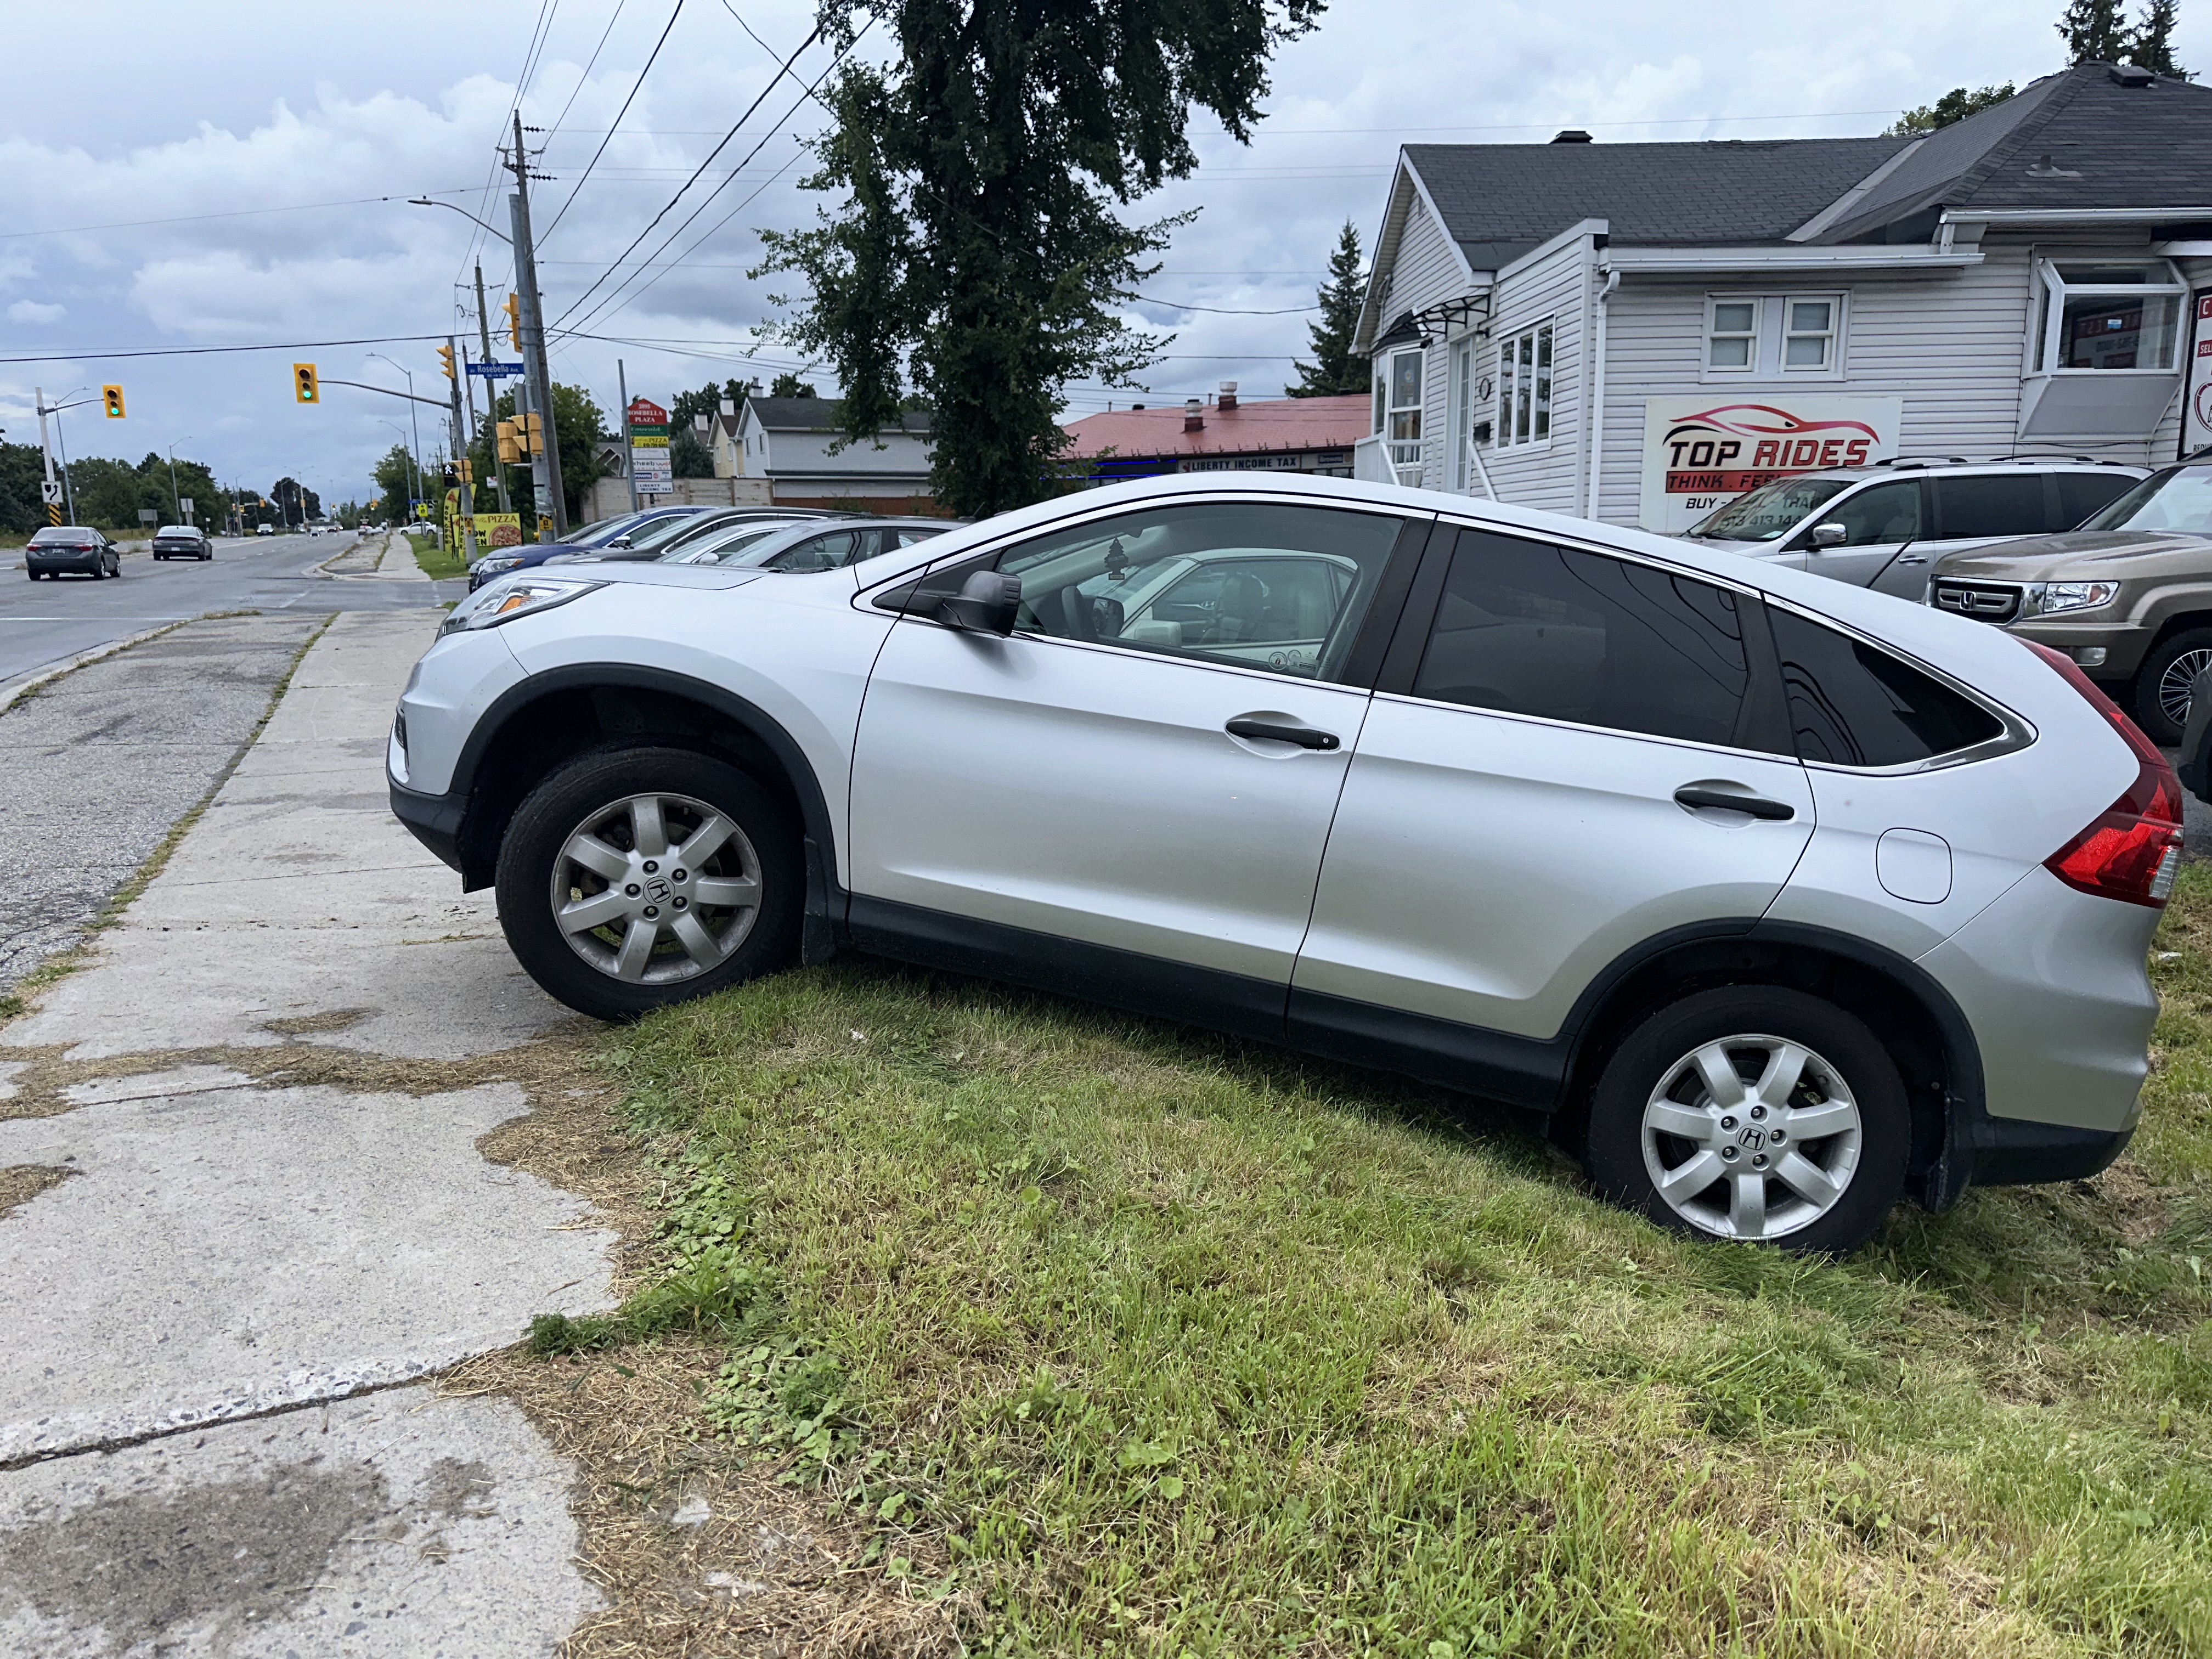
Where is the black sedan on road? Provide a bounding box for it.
[26,526,121,580]
[151,525,213,561]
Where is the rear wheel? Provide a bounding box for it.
[2135,628,2212,746]
[1584,987,1908,1252]
[495,746,802,1022]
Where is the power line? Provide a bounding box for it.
[537,0,689,249]
[1,189,479,241]
[0,332,462,366]
[546,0,630,138]
[1128,295,1318,315]
[548,19,826,330]
[575,146,805,328]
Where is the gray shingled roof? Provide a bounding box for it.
[746,396,932,435]
[1402,136,1906,260]
[1811,63,2212,242]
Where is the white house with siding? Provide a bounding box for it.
[1352,63,2212,532]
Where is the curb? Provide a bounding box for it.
[0,619,194,717]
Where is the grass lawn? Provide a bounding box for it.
[576,864,2212,1656]
[407,529,470,581]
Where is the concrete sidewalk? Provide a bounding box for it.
[0,612,614,1656]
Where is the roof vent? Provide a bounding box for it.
[1131,403,1146,411]
[1551,129,1594,144]
[1184,397,1204,432]
[1218,380,1239,411]
[2025,151,2084,178]
[2109,63,2155,86]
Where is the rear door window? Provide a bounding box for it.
[1409,531,1754,748]
[1932,475,2047,539]
[1769,608,2002,766]
[2057,470,2140,528]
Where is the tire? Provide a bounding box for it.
[495,746,802,1022]
[2135,628,2212,746]
[1584,986,1909,1253]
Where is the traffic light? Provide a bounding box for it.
[503,293,522,352]
[455,458,473,484]
[294,363,319,404]
[101,384,125,419]
[495,420,521,464]
[437,343,456,381]
[520,411,545,456]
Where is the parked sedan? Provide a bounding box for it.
[26,526,120,579]
[466,506,714,591]
[658,517,956,571]
[392,474,2176,1252]
[151,525,212,561]
[543,507,849,568]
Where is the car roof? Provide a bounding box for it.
[1775,458,2148,485]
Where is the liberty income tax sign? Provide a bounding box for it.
[1638,395,1904,534]
[628,397,673,493]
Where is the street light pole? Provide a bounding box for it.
[370,354,424,524]
[472,262,513,516]
[166,438,193,522]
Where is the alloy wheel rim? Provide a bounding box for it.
[550,791,762,984]
[1640,1033,1862,1241]
[2158,648,2212,730]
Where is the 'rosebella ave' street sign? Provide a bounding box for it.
[628,398,672,494]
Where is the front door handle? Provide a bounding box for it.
[1227,716,1340,751]
[1674,785,1795,821]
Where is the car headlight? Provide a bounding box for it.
[472,554,525,575]
[2030,580,2119,616]
[440,578,605,635]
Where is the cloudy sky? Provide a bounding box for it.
[3,0,2200,507]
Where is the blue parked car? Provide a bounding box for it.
[466,506,715,591]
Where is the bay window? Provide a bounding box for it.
[2033,262,2186,373]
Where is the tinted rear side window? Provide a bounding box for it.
[1412,532,1751,747]
[1770,609,2002,766]
[1933,475,2047,539]
[2057,470,2138,528]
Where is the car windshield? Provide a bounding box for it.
[569,512,653,548]
[1688,477,1854,543]
[659,523,797,563]
[625,512,733,553]
[2079,465,2212,534]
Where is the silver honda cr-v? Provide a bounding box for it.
[388,475,2177,1252]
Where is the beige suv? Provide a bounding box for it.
[1928,461,2212,743]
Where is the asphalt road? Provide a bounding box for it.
[0,532,462,686]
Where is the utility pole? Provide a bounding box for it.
[472,261,512,515]
[33,386,61,528]
[505,114,567,538]
[446,335,478,567]
[618,358,638,515]
[53,408,77,527]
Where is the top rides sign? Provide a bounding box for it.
[1637,395,1904,533]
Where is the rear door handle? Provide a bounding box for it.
[1674,785,1795,821]
[1227,716,1340,751]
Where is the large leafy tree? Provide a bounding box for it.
[371,445,417,522]
[758,0,1325,518]
[2127,0,2189,73]
[1890,83,2016,134]
[1286,220,1369,397]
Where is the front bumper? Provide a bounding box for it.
[2003,619,2152,681]
[390,778,466,874]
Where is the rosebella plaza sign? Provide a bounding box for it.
[1637,396,1904,534]
[628,398,672,495]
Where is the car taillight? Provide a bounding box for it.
[2026,639,2183,907]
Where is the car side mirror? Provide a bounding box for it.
[1089,595,1125,639]
[606,535,632,549]
[940,570,1022,635]
[1810,522,1848,549]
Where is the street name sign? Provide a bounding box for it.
[467,361,527,379]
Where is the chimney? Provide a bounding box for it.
[1184,397,1204,432]
[692,413,710,431]
[1551,129,1594,144]
[719,397,736,417]
[1218,380,1239,411]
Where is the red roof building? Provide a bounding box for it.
[1060,386,1369,486]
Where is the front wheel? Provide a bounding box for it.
[2135,628,2212,746]
[495,746,802,1022]
[1584,987,1908,1252]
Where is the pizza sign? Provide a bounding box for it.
[1639,396,1904,533]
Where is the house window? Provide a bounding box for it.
[1783,298,1837,370]
[2034,262,2186,373]
[1496,322,1553,448]
[1707,300,1759,370]
[1384,349,1424,468]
